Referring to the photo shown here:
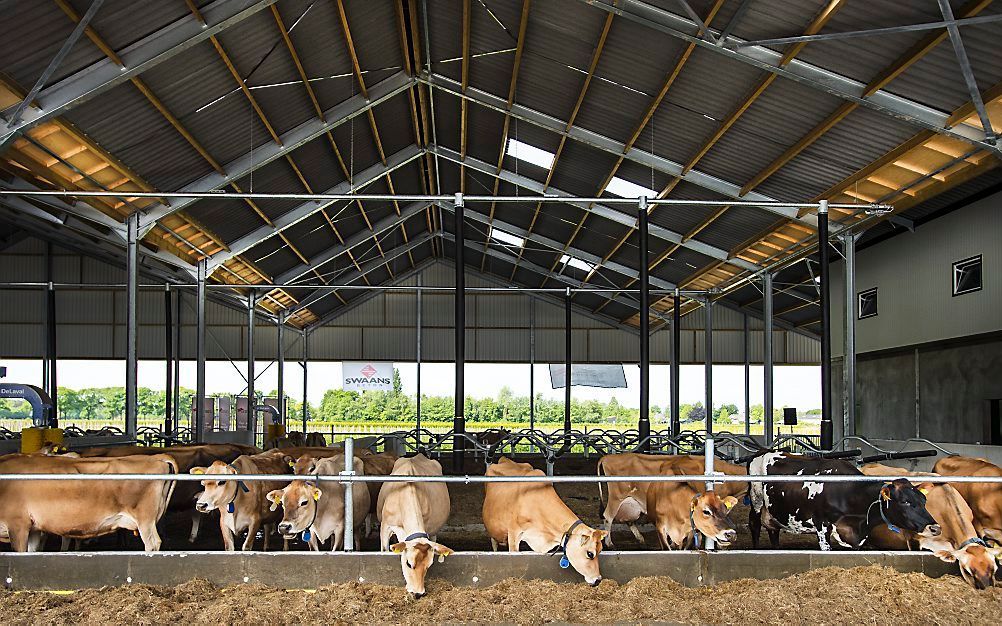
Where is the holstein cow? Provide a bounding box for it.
[190,452,289,551]
[0,454,177,551]
[597,453,746,546]
[646,457,745,549]
[377,454,453,599]
[268,455,370,550]
[862,463,999,589]
[749,452,939,550]
[934,456,1002,547]
[484,457,606,586]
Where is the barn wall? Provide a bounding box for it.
[0,238,818,364]
[828,190,1002,444]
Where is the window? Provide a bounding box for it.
[559,254,594,272]
[489,227,525,248]
[505,138,554,170]
[857,287,877,320]
[605,176,656,199]
[952,255,982,296]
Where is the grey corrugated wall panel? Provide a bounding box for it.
[0,292,44,323]
[385,293,417,327]
[475,294,529,328]
[475,329,529,362]
[786,332,821,364]
[56,291,114,324]
[60,324,115,359]
[533,329,589,363]
[0,324,41,356]
[362,328,418,361]
[588,329,639,362]
[310,327,363,359]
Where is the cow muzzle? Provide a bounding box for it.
[195,501,210,513]
[719,529,738,544]
[408,591,426,600]
[277,522,294,537]
[589,576,602,587]
[925,524,942,537]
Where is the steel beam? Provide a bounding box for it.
[247,291,256,432]
[938,0,997,142]
[195,259,207,443]
[704,296,712,434]
[732,14,1002,48]
[671,288,681,436]
[125,212,139,437]
[423,74,810,222]
[577,0,998,153]
[564,287,572,441]
[431,145,760,271]
[165,285,173,435]
[763,272,774,445]
[277,312,285,428]
[142,71,415,226]
[841,233,857,439]
[301,329,308,433]
[818,201,833,448]
[454,193,466,470]
[0,0,278,150]
[206,144,424,271]
[743,312,750,436]
[638,198,651,451]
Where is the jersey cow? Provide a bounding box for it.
[646,456,744,549]
[934,456,1002,547]
[0,454,177,551]
[268,454,370,551]
[862,463,998,589]
[377,454,453,599]
[749,452,939,550]
[484,457,606,585]
[190,452,289,551]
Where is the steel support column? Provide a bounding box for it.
[529,298,536,432]
[416,274,422,439]
[125,213,139,438]
[43,243,58,421]
[247,292,256,432]
[743,313,750,437]
[704,298,713,435]
[638,197,651,451]
[763,272,774,445]
[564,287,572,442]
[165,285,173,436]
[671,288,681,437]
[301,329,309,434]
[195,259,207,443]
[841,233,857,439]
[818,200,833,449]
[173,289,181,434]
[277,313,285,428]
[453,193,466,470]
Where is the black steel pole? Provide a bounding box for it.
[44,243,58,423]
[638,198,650,451]
[453,193,466,471]
[671,288,681,436]
[165,285,173,436]
[819,200,833,449]
[564,287,572,443]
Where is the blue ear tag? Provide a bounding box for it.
[302,530,311,542]
[559,555,570,569]
[227,502,234,513]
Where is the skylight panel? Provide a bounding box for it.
[560,254,594,272]
[506,138,554,170]
[490,227,525,248]
[605,176,656,198]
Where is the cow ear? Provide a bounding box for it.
[284,455,295,468]
[391,542,406,553]
[190,467,206,475]
[266,489,283,511]
[933,549,958,563]
[723,496,738,510]
[312,487,322,501]
[880,485,892,501]
[431,542,454,562]
[916,482,934,496]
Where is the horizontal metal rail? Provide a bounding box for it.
[2,473,1001,484]
[0,282,709,295]
[0,188,889,211]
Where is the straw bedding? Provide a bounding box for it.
[1,565,999,625]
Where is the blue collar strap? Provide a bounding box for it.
[553,520,585,569]
[959,536,988,549]
[224,464,250,513]
[688,495,704,549]
[405,532,430,542]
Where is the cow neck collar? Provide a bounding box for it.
[865,494,900,534]
[688,494,704,549]
[959,536,988,549]
[547,519,585,557]
[224,462,250,512]
[404,532,430,542]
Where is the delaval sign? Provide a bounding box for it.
[343,362,394,392]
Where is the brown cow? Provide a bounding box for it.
[268,454,370,551]
[934,456,1002,547]
[0,454,177,551]
[646,458,741,549]
[864,463,999,589]
[377,454,453,598]
[190,452,289,551]
[484,457,605,586]
[294,451,397,524]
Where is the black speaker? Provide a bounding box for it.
[783,407,798,426]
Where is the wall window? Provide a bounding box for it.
[857,287,877,320]
[952,255,982,296]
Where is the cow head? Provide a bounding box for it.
[563,526,606,586]
[690,492,739,547]
[190,461,238,513]
[878,479,940,536]
[932,541,999,590]
[390,537,454,598]
[267,481,321,539]
[291,454,318,475]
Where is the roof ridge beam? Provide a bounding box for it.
[142,71,414,226]
[421,73,811,224]
[430,144,760,272]
[0,0,279,151]
[205,143,424,271]
[577,0,999,154]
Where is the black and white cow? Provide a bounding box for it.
[748,452,940,550]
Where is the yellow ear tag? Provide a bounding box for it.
[918,487,929,496]
[392,545,404,553]
[438,554,446,563]
[725,499,736,510]
[192,468,205,475]
[288,460,295,468]
[313,491,321,501]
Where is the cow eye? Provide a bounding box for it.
[299,500,308,507]
[586,551,595,559]
[217,481,224,486]
[703,508,712,516]
[406,561,413,569]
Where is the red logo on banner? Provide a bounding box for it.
[360,364,377,378]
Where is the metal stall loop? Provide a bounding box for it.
[342,437,355,552]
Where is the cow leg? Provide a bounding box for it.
[188,512,202,543]
[629,523,645,544]
[748,507,762,549]
[603,516,614,548]
[767,527,780,549]
[60,536,72,552]
[379,524,393,552]
[364,515,372,538]
[138,522,162,552]
[242,520,262,551]
[490,537,499,552]
[26,531,45,553]
[8,526,29,553]
[506,531,520,552]
[816,526,832,551]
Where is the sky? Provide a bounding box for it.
[2,359,821,411]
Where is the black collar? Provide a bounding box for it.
[405,532,430,542]
[548,519,585,555]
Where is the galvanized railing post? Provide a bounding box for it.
[342,437,355,551]
[704,436,715,551]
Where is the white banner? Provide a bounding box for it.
[343,362,394,392]
[549,364,627,389]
